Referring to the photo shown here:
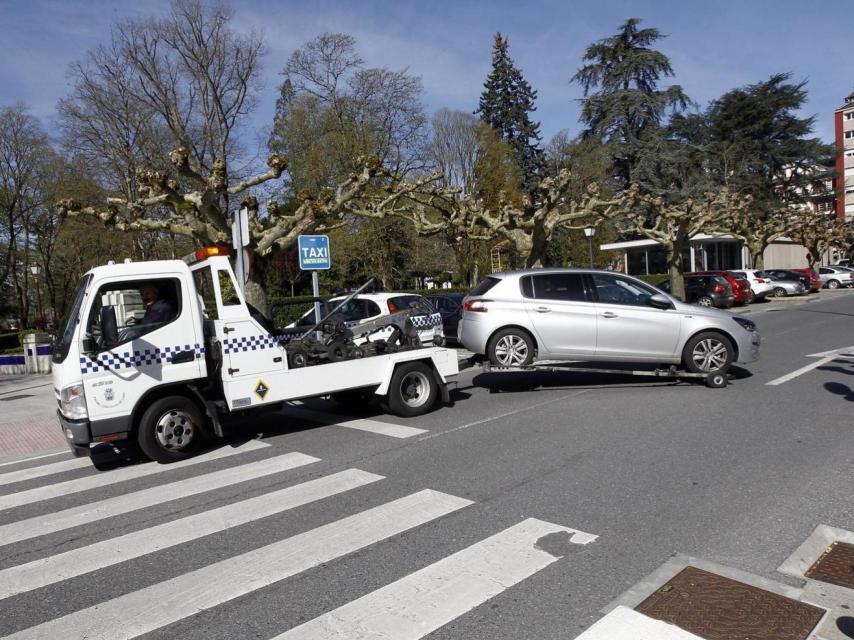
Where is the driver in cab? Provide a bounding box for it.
[138,284,173,326]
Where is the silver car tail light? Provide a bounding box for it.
[463,299,490,313]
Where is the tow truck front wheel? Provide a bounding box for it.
[384,362,439,418]
[138,396,205,463]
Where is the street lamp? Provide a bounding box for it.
[30,265,44,329]
[583,227,596,268]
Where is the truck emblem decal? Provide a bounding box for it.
[254,380,269,400]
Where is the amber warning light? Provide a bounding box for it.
[183,245,230,264]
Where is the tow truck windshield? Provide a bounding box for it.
[52,274,92,364]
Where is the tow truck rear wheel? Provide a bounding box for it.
[137,396,205,463]
[384,361,438,417]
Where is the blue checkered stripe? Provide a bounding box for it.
[80,344,205,374]
[411,313,443,329]
[222,334,281,354]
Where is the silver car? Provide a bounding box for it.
[819,266,854,289]
[763,273,807,297]
[459,269,760,374]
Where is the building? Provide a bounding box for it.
[600,235,813,276]
[835,89,854,220]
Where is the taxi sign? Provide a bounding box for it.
[298,235,331,270]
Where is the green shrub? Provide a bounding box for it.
[636,274,670,287]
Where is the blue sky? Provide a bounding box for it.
[0,0,848,149]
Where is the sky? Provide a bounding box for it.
[0,0,849,152]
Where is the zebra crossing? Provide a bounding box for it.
[0,438,597,639]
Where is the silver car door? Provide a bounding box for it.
[522,273,597,356]
[590,273,682,361]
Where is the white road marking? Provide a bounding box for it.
[766,356,837,386]
[574,606,704,639]
[285,406,427,438]
[0,439,270,511]
[0,455,92,486]
[418,391,589,442]
[276,517,597,640]
[765,350,854,386]
[5,490,472,640]
[0,469,382,599]
[0,450,68,468]
[0,451,317,546]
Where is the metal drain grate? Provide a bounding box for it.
[0,394,33,401]
[805,541,854,589]
[636,566,824,640]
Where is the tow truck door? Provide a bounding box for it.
[209,262,286,408]
[80,272,205,428]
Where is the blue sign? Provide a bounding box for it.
[298,235,331,270]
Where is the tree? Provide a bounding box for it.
[675,73,835,268]
[476,33,545,195]
[573,18,689,187]
[58,15,437,312]
[606,187,753,298]
[790,212,850,269]
[427,109,501,283]
[269,33,428,193]
[353,168,626,269]
[0,104,54,326]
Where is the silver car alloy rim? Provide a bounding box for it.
[400,371,431,408]
[691,338,728,372]
[698,297,712,307]
[155,410,196,450]
[495,334,529,366]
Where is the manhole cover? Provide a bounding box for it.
[635,566,824,640]
[0,394,33,401]
[805,541,854,589]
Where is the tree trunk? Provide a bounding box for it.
[746,239,766,270]
[666,243,685,300]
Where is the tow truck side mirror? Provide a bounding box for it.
[100,306,119,347]
[81,336,96,355]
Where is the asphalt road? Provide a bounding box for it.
[1,291,853,639]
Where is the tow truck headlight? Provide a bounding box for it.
[60,383,88,420]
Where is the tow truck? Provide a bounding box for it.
[52,246,458,465]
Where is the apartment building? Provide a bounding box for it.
[836,89,854,220]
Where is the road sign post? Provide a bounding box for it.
[298,235,331,333]
[231,207,250,293]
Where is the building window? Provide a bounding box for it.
[847,150,854,158]
[816,201,833,213]
[846,131,854,139]
[847,112,854,120]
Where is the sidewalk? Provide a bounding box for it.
[0,374,67,461]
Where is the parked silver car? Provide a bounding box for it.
[459,269,760,374]
[819,266,854,289]
[763,272,807,297]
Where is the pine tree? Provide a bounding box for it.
[476,33,545,195]
[573,18,689,187]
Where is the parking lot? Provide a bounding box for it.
[1,289,853,639]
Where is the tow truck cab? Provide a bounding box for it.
[53,251,458,465]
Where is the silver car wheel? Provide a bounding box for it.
[697,296,713,307]
[399,371,431,408]
[154,410,196,451]
[494,334,530,366]
[774,286,786,297]
[691,338,729,372]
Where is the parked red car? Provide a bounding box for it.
[788,268,822,293]
[686,271,752,305]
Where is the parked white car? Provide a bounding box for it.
[818,267,854,289]
[729,270,774,302]
[295,293,444,346]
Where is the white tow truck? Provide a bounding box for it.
[52,246,458,465]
